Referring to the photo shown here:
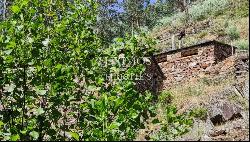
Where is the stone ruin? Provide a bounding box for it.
[139,40,240,93]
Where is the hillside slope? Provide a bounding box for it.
[135,0,249,140]
[135,52,249,141]
[150,0,249,53]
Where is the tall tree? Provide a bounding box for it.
[122,0,145,33]
[96,0,124,44]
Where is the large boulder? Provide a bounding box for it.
[208,100,242,125]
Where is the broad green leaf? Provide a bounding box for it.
[20,130,27,134]
[97,78,104,85]
[36,66,42,72]
[4,49,13,55]
[129,109,138,119]
[29,131,39,140]
[55,64,62,70]
[109,122,120,130]
[21,0,29,6]
[36,89,47,95]
[11,6,20,13]
[4,84,16,92]
[37,107,45,115]
[0,121,4,127]
[10,134,20,141]
[70,132,79,141]
[7,41,16,48]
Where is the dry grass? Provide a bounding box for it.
[167,75,236,111]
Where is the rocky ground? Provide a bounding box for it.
[136,52,249,141]
[176,79,249,141]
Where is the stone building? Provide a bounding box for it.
[136,56,165,94]
[140,40,237,92]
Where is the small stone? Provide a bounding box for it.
[201,135,212,141]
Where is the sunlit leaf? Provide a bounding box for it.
[4,49,13,55]
[42,38,50,47]
[37,107,45,115]
[36,89,47,95]
[10,134,20,141]
[4,84,16,93]
[11,6,20,13]
[0,121,4,127]
[29,131,39,140]
[70,132,79,141]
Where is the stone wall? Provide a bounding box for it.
[214,43,235,63]
[158,45,216,89]
[136,57,164,94]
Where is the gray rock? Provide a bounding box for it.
[208,101,243,125]
[201,134,212,141]
[243,79,249,100]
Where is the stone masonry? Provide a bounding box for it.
[153,40,236,90]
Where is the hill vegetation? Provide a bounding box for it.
[0,0,249,141]
[150,0,249,52]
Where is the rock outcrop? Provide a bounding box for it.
[175,81,249,141]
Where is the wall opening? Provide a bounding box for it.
[181,48,198,57]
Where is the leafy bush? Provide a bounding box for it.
[234,39,249,50]
[151,105,193,141]
[189,0,229,20]
[226,25,240,40]
[0,0,156,141]
[234,0,249,18]
[188,107,208,120]
[158,91,174,104]
[155,0,230,28]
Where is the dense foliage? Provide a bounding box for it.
[0,0,156,141]
[95,0,196,43]
[150,92,193,141]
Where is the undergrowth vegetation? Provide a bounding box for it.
[233,39,249,50]
[151,105,193,141]
[155,0,231,29]
[150,91,209,141]
[0,0,157,141]
[150,92,193,141]
[152,0,249,52]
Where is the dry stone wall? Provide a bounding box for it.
[214,43,235,63]
[136,57,164,94]
[158,45,215,89]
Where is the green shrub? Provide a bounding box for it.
[234,39,249,50]
[158,91,174,104]
[155,0,230,28]
[151,105,193,141]
[234,0,249,18]
[226,25,240,40]
[188,107,208,120]
[189,0,230,20]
